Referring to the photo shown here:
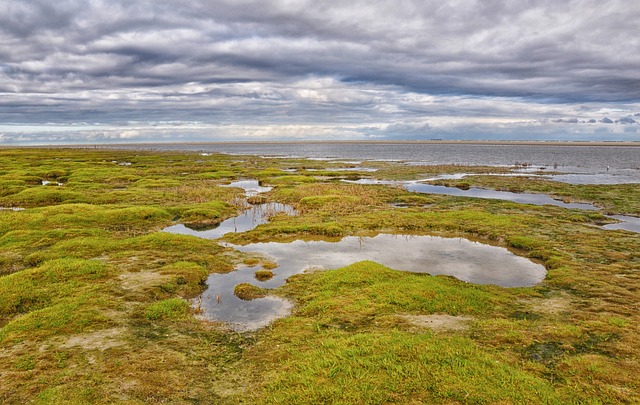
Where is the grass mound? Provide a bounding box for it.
[234,283,267,300]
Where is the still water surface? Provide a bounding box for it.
[112,142,640,183]
[602,215,640,233]
[187,234,546,331]
[404,183,599,210]
[220,179,272,196]
[160,171,636,330]
[162,202,295,239]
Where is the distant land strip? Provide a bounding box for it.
[3,140,640,149]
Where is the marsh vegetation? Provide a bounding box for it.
[0,148,638,403]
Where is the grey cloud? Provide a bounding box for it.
[553,118,579,123]
[600,117,614,124]
[1,0,640,143]
[619,116,637,124]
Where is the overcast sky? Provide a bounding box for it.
[1,0,639,144]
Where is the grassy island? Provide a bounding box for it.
[0,148,638,403]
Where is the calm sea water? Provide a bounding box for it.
[108,142,640,183]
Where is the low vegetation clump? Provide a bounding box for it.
[145,298,190,320]
[0,147,638,403]
[234,283,267,300]
[254,269,275,281]
[261,261,278,270]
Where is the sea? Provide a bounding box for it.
[105,142,640,184]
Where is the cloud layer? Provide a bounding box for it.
[1,0,639,143]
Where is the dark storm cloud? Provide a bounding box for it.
[1,0,639,143]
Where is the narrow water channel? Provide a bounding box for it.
[602,215,640,233]
[162,202,295,239]
[221,179,272,196]
[346,178,640,233]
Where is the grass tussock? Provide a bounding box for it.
[254,269,275,281]
[145,298,190,320]
[234,283,267,300]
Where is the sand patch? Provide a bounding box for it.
[399,314,472,332]
[59,327,127,350]
[118,270,170,290]
[524,292,572,316]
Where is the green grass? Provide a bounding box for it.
[248,261,635,403]
[247,262,544,403]
[234,283,268,300]
[145,298,190,320]
[256,332,560,404]
[0,147,638,403]
[0,258,110,320]
[280,261,505,321]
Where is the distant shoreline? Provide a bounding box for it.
[3,140,640,148]
[154,140,640,147]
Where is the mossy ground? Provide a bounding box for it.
[0,148,638,403]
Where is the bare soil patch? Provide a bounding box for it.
[399,314,472,332]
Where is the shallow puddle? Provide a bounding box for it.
[0,207,25,211]
[42,180,64,186]
[404,182,599,210]
[199,234,546,331]
[347,178,598,210]
[543,173,640,185]
[195,265,294,332]
[343,179,598,211]
[221,179,272,196]
[307,167,378,172]
[602,215,640,233]
[368,179,640,232]
[349,178,639,233]
[162,202,295,239]
[230,234,546,288]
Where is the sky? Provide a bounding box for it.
[1,0,639,144]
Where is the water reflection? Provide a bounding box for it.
[229,234,546,288]
[343,174,598,211]
[306,167,378,172]
[197,234,546,331]
[0,207,25,211]
[221,179,272,196]
[347,178,640,233]
[405,182,599,210]
[346,178,598,210]
[162,203,295,239]
[543,173,640,185]
[602,215,640,233]
[196,265,294,332]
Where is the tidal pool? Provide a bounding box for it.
[306,167,378,172]
[195,265,294,332]
[346,178,598,210]
[0,207,25,211]
[602,215,640,233]
[347,179,640,233]
[405,182,599,210]
[199,234,546,331]
[162,202,295,239]
[221,179,272,197]
[418,183,640,233]
[543,173,640,185]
